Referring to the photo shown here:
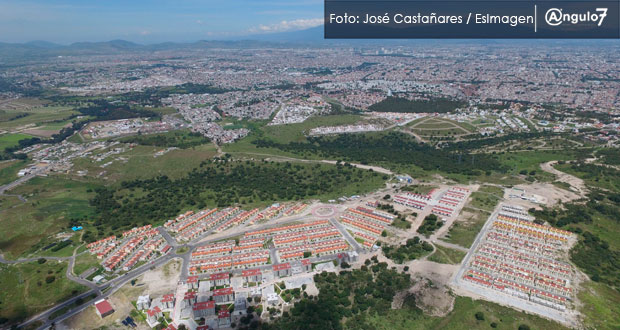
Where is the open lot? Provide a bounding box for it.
[0,260,87,325]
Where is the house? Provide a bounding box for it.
[187,276,199,289]
[136,295,151,310]
[273,263,292,278]
[161,293,175,309]
[218,310,231,327]
[192,300,215,318]
[213,287,235,304]
[94,299,115,318]
[209,272,230,287]
[300,259,312,272]
[146,306,162,324]
[242,269,262,283]
[183,291,197,307]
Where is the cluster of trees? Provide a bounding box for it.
[253,132,506,175]
[368,97,466,113]
[86,160,381,240]
[417,214,444,237]
[77,100,158,121]
[381,237,434,264]
[571,231,620,288]
[263,256,412,329]
[597,148,620,166]
[531,190,620,288]
[119,130,210,149]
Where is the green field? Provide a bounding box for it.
[72,252,101,277]
[71,143,218,182]
[495,150,585,182]
[578,281,620,330]
[365,296,568,330]
[0,159,27,185]
[469,185,503,212]
[442,207,490,248]
[0,133,33,150]
[0,261,87,326]
[428,244,466,265]
[0,176,98,259]
[0,106,78,130]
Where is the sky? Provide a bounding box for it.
[0,0,324,44]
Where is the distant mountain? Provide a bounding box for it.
[0,28,618,63]
[246,26,325,43]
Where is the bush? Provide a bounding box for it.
[475,312,485,321]
[518,325,530,330]
[45,275,56,284]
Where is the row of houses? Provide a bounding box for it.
[189,250,270,274]
[432,187,470,217]
[462,207,574,311]
[463,271,568,311]
[338,205,394,248]
[244,219,331,239]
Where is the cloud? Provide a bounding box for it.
[248,18,322,34]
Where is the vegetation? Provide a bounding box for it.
[381,237,434,264]
[417,214,443,237]
[264,262,567,330]
[578,281,620,330]
[118,130,211,149]
[428,245,466,265]
[0,177,97,259]
[0,261,87,326]
[263,258,411,329]
[85,159,384,241]
[469,185,503,212]
[597,148,620,166]
[442,208,489,248]
[368,97,466,113]
[253,132,506,176]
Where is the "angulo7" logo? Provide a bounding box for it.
[545,7,608,26]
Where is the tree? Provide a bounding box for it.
[303,251,311,258]
[381,230,387,237]
[475,312,485,320]
[518,325,531,330]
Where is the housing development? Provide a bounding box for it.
[0,18,618,330]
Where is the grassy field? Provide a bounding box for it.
[71,143,218,182]
[441,207,490,248]
[0,133,33,150]
[365,296,568,330]
[556,162,620,193]
[72,252,101,277]
[0,106,78,131]
[0,261,87,326]
[261,114,365,144]
[495,150,585,182]
[222,114,365,157]
[469,185,503,212]
[428,244,466,264]
[578,281,620,330]
[0,176,98,259]
[0,159,27,185]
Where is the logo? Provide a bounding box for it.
[545,8,608,26]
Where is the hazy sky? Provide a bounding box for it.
[0,0,324,44]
